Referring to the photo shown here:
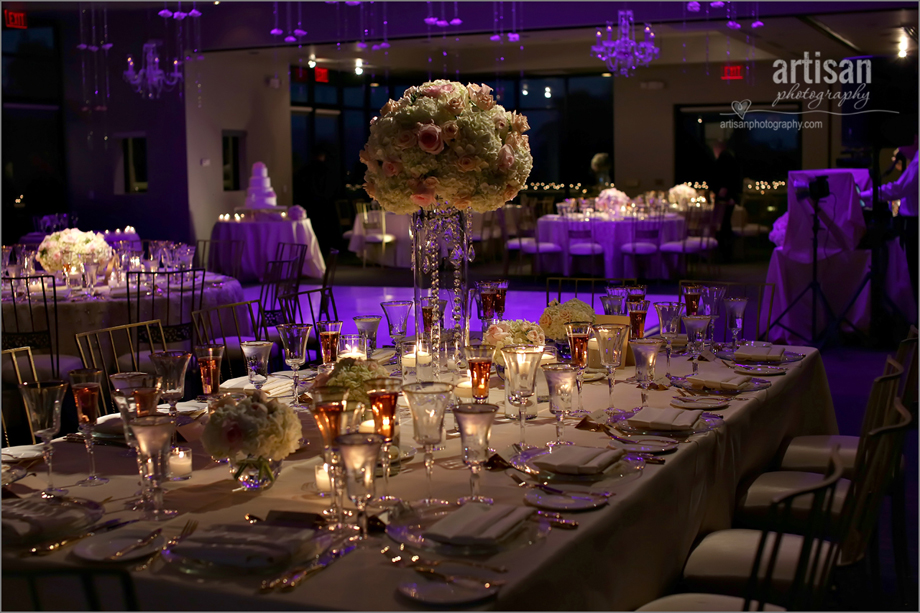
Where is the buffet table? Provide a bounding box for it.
[210,219,326,282]
[2,347,835,610]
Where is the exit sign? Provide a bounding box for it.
[4,9,27,29]
[721,64,743,80]
[315,67,329,83]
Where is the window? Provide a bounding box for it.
[121,137,148,193]
[222,131,245,191]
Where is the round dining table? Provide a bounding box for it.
[210,219,326,282]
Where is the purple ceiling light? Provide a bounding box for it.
[710,1,724,8]
[450,2,462,27]
[591,11,660,77]
[687,2,700,12]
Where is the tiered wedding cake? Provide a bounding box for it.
[245,162,278,209]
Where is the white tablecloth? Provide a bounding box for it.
[210,220,326,282]
[2,347,837,610]
[537,214,686,278]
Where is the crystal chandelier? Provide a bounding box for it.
[124,41,183,99]
[592,11,660,77]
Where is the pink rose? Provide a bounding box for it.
[503,184,519,201]
[411,192,436,207]
[416,123,444,154]
[440,83,455,95]
[421,85,442,97]
[394,129,417,150]
[493,114,508,132]
[467,83,495,110]
[364,181,376,199]
[453,197,471,210]
[222,421,243,451]
[442,121,460,141]
[445,96,464,115]
[423,177,439,190]
[382,160,403,177]
[497,145,515,171]
[456,155,479,172]
[511,111,530,133]
[380,99,396,115]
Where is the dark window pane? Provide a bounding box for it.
[343,84,364,108]
[2,56,60,100]
[222,134,243,191]
[519,77,563,110]
[314,113,338,154]
[568,76,612,101]
[483,79,516,110]
[291,81,309,105]
[314,82,338,105]
[525,110,561,182]
[369,84,389,111]
[1,27,55,56]
[393,84,410,100]
[343,110,367,185]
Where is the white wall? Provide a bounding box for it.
[185,50,293,242]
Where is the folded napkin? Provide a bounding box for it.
[734,345,785,362]
[1,499,87,541]
[220,376,290,397]
[532,446,625,475]
[371,348,397,362]
[686,372,752,391]
[94,416,125,436]
[422,503,534,547]
[171,524,314,568]
[2,444,44,462]
[627,407,702,431]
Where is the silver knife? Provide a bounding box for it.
[30,519,140,555]
[281,537,358,590]
[106,528,162,560]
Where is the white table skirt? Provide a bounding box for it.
[210,220,326,282]
[2,347,836,610]
[537,214,687,279]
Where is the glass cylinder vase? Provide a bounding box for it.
[229,455,283,491]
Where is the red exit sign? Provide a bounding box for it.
[4,9,27,29]
[721,64,743,80]
[314,67,329,83]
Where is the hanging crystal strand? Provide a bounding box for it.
[176,1,185,99]
[430,211,441,379]
[90,5,100,110]
[461,211,471,346]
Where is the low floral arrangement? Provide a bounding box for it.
[313,358,391,408]
[36,228,113,274]
[202,390,302,482]
[668,183,697,204]
[595,187,629,212]
[539,298,597,340]
[361,79,533,214]
[483,319,546,366]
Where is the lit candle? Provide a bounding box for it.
[401,351,431,368]
[314,463,332,492]
[358,419,376,434]
[169,447,193,480]
[455,378,474,398]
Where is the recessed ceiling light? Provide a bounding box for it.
[370,82,380,88]
[601,72,612,77]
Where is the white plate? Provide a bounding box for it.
[2,497,105,546]
[74,528,165,562]
[523,488,608,511]
[582,371,606,383]
[2,445,44,463]
[670,397,731,410]
[716,349,804,365]
[397,580,499,605]
[511,447,645,483]
[613,413,723,437]
[606,435,680,455]
[734,366,785,376]
[671,376,771,395]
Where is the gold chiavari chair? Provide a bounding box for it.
[678,280,776,343]
[545,277,637,309]
[359,203,396,268]
[126,268,205,351]
[195,239,243,280]
[191,300,269,378]
[1,347,38,446]
[274,242,307,284]
[278,287,338,363]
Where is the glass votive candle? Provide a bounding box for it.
[400,339,432,382]
[169,446,193,481]
[314,463,333,493]
[337,334,367,361]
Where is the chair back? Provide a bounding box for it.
[565,217,595,244]
[321,248,339,291]
[278,287,338,363]
[894,333,918,410]
[503,205,537,246]
[628,208,665,247]
[335,199,355,231]
[274,242,306,282]
[1,347,38,445]
[126,269,205,349]
[191,300,264,378]
[360,204,387,235]
[259,259,300,330]
[196,239,243,279]
[3,566,138,611]
[545,277,636,308]
[685,206,715,241]
[678,280,776,342]
[1,275,60,377]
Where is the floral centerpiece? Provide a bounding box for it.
[36,229,113,274]
[361,80,533,214]
[482,319,546,367]
[595,187,629,212]
[312,358,391,408]
[539,298,597,341]
[201,390,302,490]
[668,183,697,204]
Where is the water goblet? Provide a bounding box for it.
[626,299,650,339]
[239,341,273,390]
[401,381,455,509]
[592,323,629,414]
[500,345,545,450]
[491,280,509,320]
[317,320,343,364]
[381,299,413,351]
[453,403,498,504]
[541,364,577,447]
[194,344,225,399]
[80,255,100,299]
[564,321,592,416]
[477,281,498,328]
[654,302,686,380]
[150,350,192,422]
[338,334,367,361]
[69,368,108,486]
[311,386,362,529]
[400,340,432,382]
[130,415,178,520]
[682,315,712,374]
[700,285,726,348]
[353,315,382,359]
[364,378,403,507]
[683,285,703,316]
[724,297,748,352]
[335,433,384,539]
[19,381,69,499]
[464,344,494,404]
[625,285,648,302]
[629,338,664,412]
[276,324,312,405]
[600,294,624,315]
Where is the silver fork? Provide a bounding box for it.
[132,519,198,572]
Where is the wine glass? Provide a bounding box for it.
[600,294,624,315]
[700,285,726,349]
[682,315,712,374]
[477,281,498,328]
[335,433,384,540]
[683,284,703,316]
[500,345,545,450]
[150,351,192,419]
[317,321,343,364]
[564,321,592,416]
[338,334,367,361]
[592,324,629,414]
[381,300,413,355]
[419,296,439,343]
[130,415,178,520]
[239,341,273,390]
[401,381,455,509]
[654,302,686,381]
[353,315,382,359]
[629,338,664,412]
[491,280,509,320]
[68,368,108,486]
[311,386,362,530]
[364,378,402,507]
[625,285,647,302]
[453,403,498,504]
[724,298,748,352]
[276,324,312,406]
[463,344,495,404]
[194,344,225,399]
[19,381,68,499]
[541,364,577,447]
[626,300,650,339]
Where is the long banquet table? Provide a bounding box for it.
[2,347,836,610]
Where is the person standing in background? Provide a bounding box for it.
[709,140,742,262]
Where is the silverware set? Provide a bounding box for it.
[260,535,359,592]
[132,519,199,571]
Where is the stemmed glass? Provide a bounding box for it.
[477,281,498,328]
[311,386,362,530]
[150,351,192,419]
[564,322,592,416]
[317,321,343,364]
[19,381,69,499]
[600,294,624,315]
[626,300,650,339]
[700,285,726,349]
[491,280,509,321]
[541,364,577,447]
[682,315,712,374]
[240,341,273,390]
[364,378,403,507]
[335,433,384,540]
[683,284,703,316]
[464,344,495,404]
[130,415,178,520]
[419,296,439,343]
[625,285,647,302]
[80,254,100,300]
[401,381,455,509]
[654,302,686,380]
[592,324,629,414]
[724,298,748,352]
[453,403,498,504]
[629,338,664,412]
[353,315,382,359]
[500,345,545,450]
[381,299,413,348]
[276,324,312,405]
[194,344,225,399]
[69,368,108,486]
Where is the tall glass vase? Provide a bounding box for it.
[411,207,471,375]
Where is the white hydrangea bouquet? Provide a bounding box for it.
[313,358,391,408]
[36,228,113,273]
[539,298,597,340]
[483,319,546,366]
[595,187,629,212]
[361,80,533,214]
[668,183,697,204]
[202,390,302,483]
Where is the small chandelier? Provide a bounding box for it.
[592,11,660,77]
[124,41,183,99]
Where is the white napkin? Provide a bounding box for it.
[423,503,534,547]
[2,444,45,462]
[94,416,125,436]
[686,372,752,390]
[371,348,396,362]
[627,407,702,431]
[1,499,87,540]
[532,446,625,475]
[734,345,785,362]
[171,524,314,568]
[244,377,292,397]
